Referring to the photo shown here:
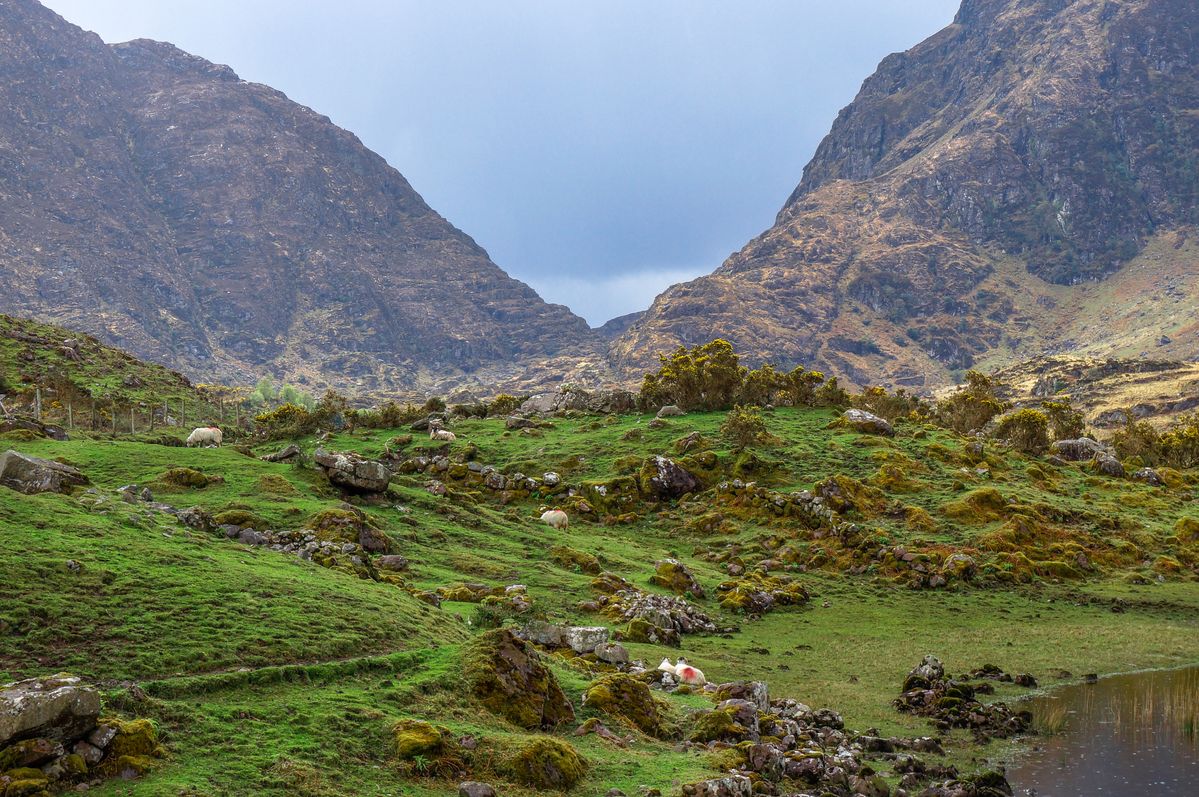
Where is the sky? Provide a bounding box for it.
[46,0,961,326]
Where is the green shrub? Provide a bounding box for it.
[854,385,927,421]
[720,405,770,449]
[994,409,1050,455]
[1041,398,1085,440]
[488,393,523,416]
[936,371,1007,434]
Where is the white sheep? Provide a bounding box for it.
[658,657,677,674]
[429,427,456,442]
[186,427,223,447]
[539,507,569,530]
[673,657,707,686]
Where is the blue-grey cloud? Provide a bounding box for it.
[44,0,961,325]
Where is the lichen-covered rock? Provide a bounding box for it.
[505,736,588,790]
[582,674,670,738]
[649,558,705,598]
[262,443,302,462]
[0,450,88,495]
[656,405,686,418]
[158,467,224,489]
[458,783,497,797]
[1091,452,1125,478]
[1132,467,1165,487]
[840,409,895,436]
[1049,438,1108,462]
[313,448,391,493]
[464,629,575,729]
[0,675,100,748]
[639,456,700,500]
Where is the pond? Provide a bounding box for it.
[1007,666,1199,796]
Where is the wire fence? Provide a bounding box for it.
[3,386,253,437]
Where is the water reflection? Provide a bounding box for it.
[1008,666,1198,796]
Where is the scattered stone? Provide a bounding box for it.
[640,456,700,500]
[894,656,1031,738]
[656,405,686,418]
[582,673,670,738]
[376,555,409,572]
[263,444,302,462]
[594,642,630,666]
[0,675,100,747]
[841,408,895,436]
[1132,467,1164,487]
[1091,452,1125,478]
[505,416,538,430]
[458,782,496,797]
[681,774,751,797]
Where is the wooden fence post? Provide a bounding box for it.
[35,388,41,421]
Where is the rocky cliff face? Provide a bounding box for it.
[614,0,1199,388]
[0,0,593,393]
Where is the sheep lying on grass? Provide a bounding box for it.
[659,657,707,685]
[429,425,456,442]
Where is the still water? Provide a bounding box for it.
[1007,666,1198,796]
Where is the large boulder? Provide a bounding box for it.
[639,456,700,499]
[0,417,68,441]
[656,405,686,418]
[650,558,705,599]
[313,448,391,493]
[841,409,895,436]
[1049,438,1108,461]
[582,673,670,738]
[0,451,88,495]
[0,675,100,748]
[464,629,574,729]
[1091,452,1126,478]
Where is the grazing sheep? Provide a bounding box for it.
[186,427,223,447]
[658,657,677,674]
[539,507,569,530]
[429,427,456,442]
[674,657,706,686]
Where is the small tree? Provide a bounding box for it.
[736,364,784,407]
[782,367,825,407]
[721,405,770,449]
[1111,418,1160,465]
[639,339,744,411]
[488,394,523,416]
[994,409,1050,455]
[814,376,850,408]
[854,385,927,421]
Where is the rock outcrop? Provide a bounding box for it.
[313,449,391,494]
[614,0,1199,388]
[0,450,88,495]
[0,0,593,394]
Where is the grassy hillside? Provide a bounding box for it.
[2,403,1198,795]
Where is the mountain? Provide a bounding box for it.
[0,0,594,395]
[613,0,1199,389]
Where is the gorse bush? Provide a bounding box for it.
[1113,413,1199,469]
[994,409,1050,455]
[639,339,841,412]
[488,394,523,416]
[1041,398,1085,441]
[854,385,927,422]
[936,371,1007,434]
[720,405,771,449]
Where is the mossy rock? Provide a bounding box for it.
[256,473,300,498]
[649,558,705,598]
[715,573,809,614]
[160,467,224,489]
[392,719,456,759]
[110,754,159,778]
[870,463,922,493]
[308,506,391,553]
[549,545,601,575]
[622,617,679,646]
[211,509,270,530]
[814,474,888,517]
[96,718,165,777]
[0,768,49,797]
[582,673,671,738]
[688,707,745,742]
[505,736,588,791]
[1175,517,1199,543]
[942,488,1009,524]
[463,628,575,729]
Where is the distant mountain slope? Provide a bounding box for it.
[614,0,1199,388]
[0,0,593,394]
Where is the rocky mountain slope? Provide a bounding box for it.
[0,0,594,394]
[613,0,1199,389]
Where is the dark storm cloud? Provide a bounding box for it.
[45,0,961,325]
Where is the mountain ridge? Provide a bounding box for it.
[613,0,1199,389]
[0,0,596,395]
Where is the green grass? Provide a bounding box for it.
[2,405,1198,795]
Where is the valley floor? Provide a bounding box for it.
[2,407,1197,795]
